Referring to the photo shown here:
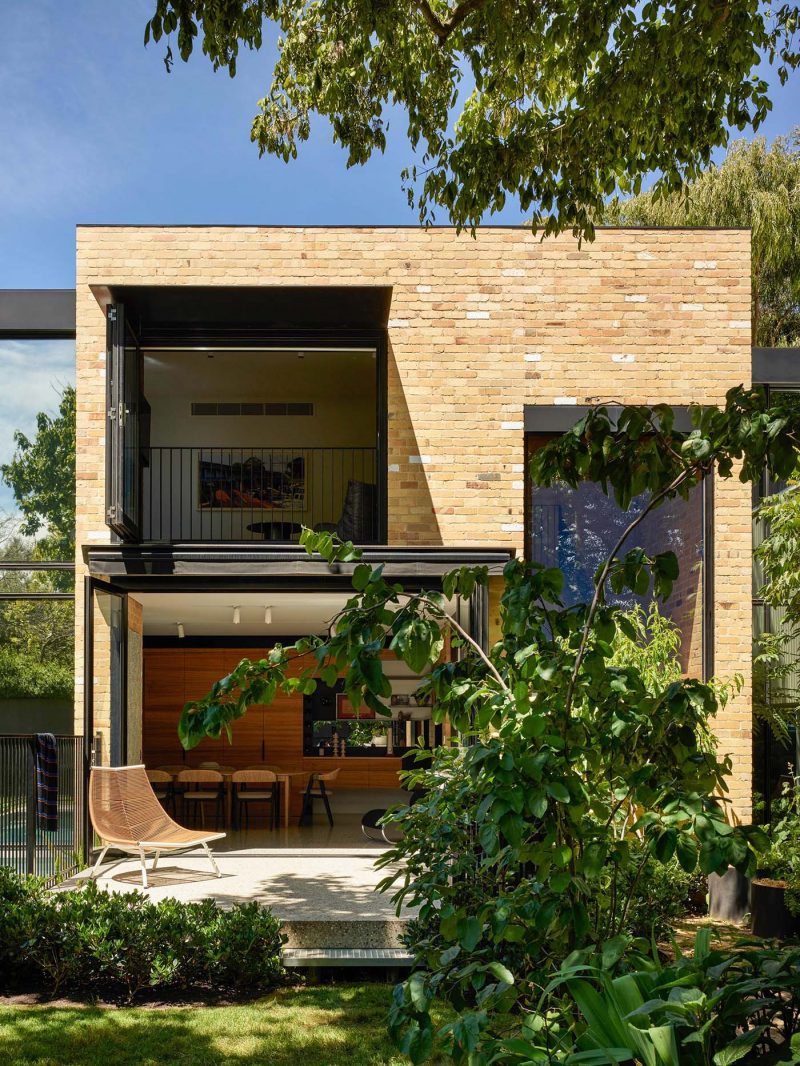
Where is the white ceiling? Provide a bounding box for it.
[136,589,457,638]
[136,590,351,637]
[143,349,376,403]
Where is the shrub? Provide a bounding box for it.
[759,782,800,916]
[615,849,707,941]
[0,869,285,1000]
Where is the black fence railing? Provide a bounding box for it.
[142,446,380,543]
[0,735,84,885]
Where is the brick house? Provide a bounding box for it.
[58,223,758,825]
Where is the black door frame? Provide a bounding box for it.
[82,577,129,856]
[106,304,143,540]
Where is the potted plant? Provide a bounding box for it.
[751,785,800,939]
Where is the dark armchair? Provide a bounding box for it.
[314,479,378,543]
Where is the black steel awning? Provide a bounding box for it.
[95,284,393,345]
[82,543,514,588]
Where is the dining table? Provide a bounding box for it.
[160,765,307,829]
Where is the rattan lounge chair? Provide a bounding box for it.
[88,764,225,888]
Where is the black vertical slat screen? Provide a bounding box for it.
[0,736,85,885]
[140,446,380,543]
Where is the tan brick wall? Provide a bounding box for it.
[73,226,753,817]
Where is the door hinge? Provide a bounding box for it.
[107,505,118,523]
[108,406,117,422]
[108,306,117,323]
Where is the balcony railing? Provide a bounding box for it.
[142,446,379,543]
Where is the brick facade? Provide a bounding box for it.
[74,225,753,818]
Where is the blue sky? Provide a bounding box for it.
[1,1,799,289]
[0,1,798,520]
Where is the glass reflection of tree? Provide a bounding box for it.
[530,481,702,613]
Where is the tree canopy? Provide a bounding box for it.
[607,132,800,346]
[1,385,76,561]
[144,0,800,239]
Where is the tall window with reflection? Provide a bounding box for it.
[526,434,706,677]
[0,337,76,723]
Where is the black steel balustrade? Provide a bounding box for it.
[142,446,379,543]
[0,735,84,884]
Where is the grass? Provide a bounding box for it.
[0,984,439,1066]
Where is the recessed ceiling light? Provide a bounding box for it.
[232,606,241,625]
[176,622,185,639]
[264,606,272,625]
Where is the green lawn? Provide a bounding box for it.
[0,984,437,1066]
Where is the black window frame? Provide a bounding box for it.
[523,405,715,681]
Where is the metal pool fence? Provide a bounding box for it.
[0,734,85,885]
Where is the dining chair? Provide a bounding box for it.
[298,768,339,827]
[146,768,175,815]
[176,769,224,829]
[231,770,278,830]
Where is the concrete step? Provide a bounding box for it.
[281,917,408,950]
[283,947,414,969]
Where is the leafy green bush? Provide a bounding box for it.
[759,782,800,916]
[613,850,706,942]
[0,869,284,1000]
[0,646,73,700]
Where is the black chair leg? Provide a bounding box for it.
[321,784,334,827]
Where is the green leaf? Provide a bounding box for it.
[713,1026,766,1065]
[459,916,482,952]
[488,961,514,985]
[546,782,570,803]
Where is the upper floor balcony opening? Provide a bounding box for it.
[102,285,390,545]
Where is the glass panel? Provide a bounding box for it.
[0,337,75,710]
[0,337,75,557]
[528,439,705,676]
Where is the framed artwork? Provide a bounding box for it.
[198,452,306,510]
[336,693,376,720]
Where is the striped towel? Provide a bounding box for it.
[35,733,58,832]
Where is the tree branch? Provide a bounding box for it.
[562,462,704,722]
[414,0,487,42]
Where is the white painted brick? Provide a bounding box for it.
[501,421,524,430]
[524,353,542,362]
[415,285,432,293]
[625,294,647,302]
[388,463,400,473]
[501,523,525,533]
[612,354,636,363]
[388,318,410,328]
[466,310,490,320]
[512,480,525,490]
[502,268,525,276]
[729,320,751,329]
[409,455,432,465]
[554,396,578,406]
[694,260,717,269]
[636,251,655,261]
[511,464,525,473]
[681,303,704,312]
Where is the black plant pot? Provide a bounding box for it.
[751,876,800,939]
[708,866,750,923]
